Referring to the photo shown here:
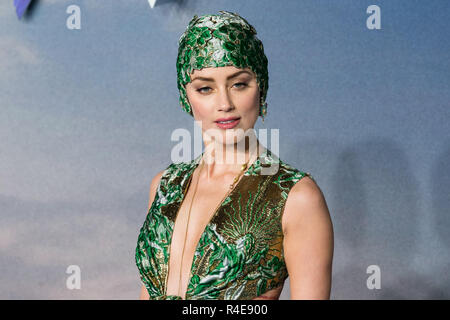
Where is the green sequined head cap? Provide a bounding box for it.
[176,10,268,117]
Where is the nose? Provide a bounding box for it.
[216,86,234,112]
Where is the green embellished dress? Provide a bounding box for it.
[135,148,314,300]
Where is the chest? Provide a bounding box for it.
[160,171,286,252]
[169,177,233,258]
[137,158,302,299]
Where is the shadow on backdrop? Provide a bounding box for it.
[330,138,427,299]
[431,140,450,297]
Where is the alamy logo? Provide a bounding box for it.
[366,5,381,30]
[170,121,280,175]
[66,5,81,30]
[366,264,381,289]
[66,265,81,290]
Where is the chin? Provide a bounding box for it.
[204,124,257,147]
[221,128,257,147]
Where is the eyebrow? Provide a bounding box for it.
[191,70,253,82]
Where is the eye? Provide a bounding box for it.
[234,82,247,89]
[197,87,211,93]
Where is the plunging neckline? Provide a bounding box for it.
[164,147,268,299]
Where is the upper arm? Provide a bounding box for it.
[148,169,166,211]
[140,284,150,300]
[281,176,334,300]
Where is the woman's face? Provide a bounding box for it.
[185,65,260,145]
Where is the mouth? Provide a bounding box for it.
[215,117,240,129]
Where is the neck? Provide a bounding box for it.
[200,138,264,179]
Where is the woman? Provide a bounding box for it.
[135,11,334,300]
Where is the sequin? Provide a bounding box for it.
[135,148,314,300]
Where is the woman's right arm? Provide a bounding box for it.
[139,169,166,300]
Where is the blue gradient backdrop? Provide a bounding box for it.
[0,0,449,299]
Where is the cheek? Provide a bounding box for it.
[192,103,210,119]
[186,89,209,118]
[240,87,260,113]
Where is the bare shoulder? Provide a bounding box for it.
[150,169,166,191]
[147,169,166,211]
[281,175,332,236]
[281,174,334,299]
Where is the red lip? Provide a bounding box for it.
[215,117,240,129]
[215,117,240,122]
